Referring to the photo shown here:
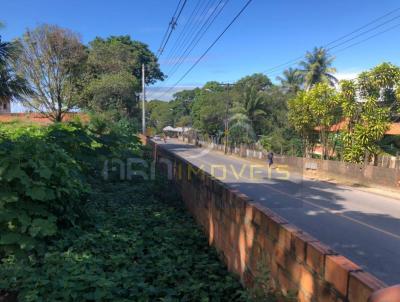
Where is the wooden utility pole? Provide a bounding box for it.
[223,83,232,154]
[142,64,146,135]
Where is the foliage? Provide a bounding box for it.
[81,35,164,124]
[86,36,164,85]
[0,124,88,258]
[146,100,174,132]
[0,177,246,301]
[229,113,256,145]
[307,83,341,159]
[338,63,400,163]
[82,71,140,117]
[0,31,31,101]
[299,47,337,90]
[276,68,303,94]
[232,85,266,131]
[0,117,143,259]
[16,24,87,122]
[234,73,272,92]
[191,88,226,137]
[288,91,317,156]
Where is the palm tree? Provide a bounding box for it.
[0,37,30,101]
[239,85,267,129]
[299,47,338,90]
[276,68,303,94]
[229,112,256,144]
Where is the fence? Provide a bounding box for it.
[193,139,400,189]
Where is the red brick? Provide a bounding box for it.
[315,279,341,302]
[266,215,282,242]
[259,234,275,259]
[293,232,317,262]
[324,255,361,297]
[277,223,300,252]
[306,241,337,276]
[298,289,313,302]
[347,271,386,302]
[278,268,298,295]
[248,242,262,273]
[244,204,255,225]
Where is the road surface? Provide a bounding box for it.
[158,139,400,285]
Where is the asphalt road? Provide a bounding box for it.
[158,139,400,285]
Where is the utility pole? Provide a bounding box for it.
[222,83,232,154]
[142,64,146,135]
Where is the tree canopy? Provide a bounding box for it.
[16,24,86,121]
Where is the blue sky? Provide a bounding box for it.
[2,0,400,105]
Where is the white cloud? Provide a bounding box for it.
[146,85,199,101]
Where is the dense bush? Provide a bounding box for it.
[0,118,142,258]
[0,181,245,301]
[0,119,248,301]
[0,125,88,258]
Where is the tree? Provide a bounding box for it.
[82,35,164,121]
[229,112,256,145]
[16,24,86,121]
[86,36,164,85]
[83,71,140,118]
[147,100,174,132]
[232,85,266,133]
[339,63,400,164]
[234,73,272,92]
[307,83,341,159]
[191,88,226,138]
[299,47,337,90]
[0,26,30,103]
[288,91,317,157]
[276,68,303,94]
[169,88,198,125]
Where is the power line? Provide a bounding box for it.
[333,21,400,55]
[157,0,183,56]
[262,21,400,80]
[162,0,217,76]
[157,0,188,57]
[162,0,210,63]
[262,7,400,75]
[157,0,253,99]
[328,14,400,51]
[165,0,231,81]
[152,0,229,93]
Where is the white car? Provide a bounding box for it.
[153,135,161,141]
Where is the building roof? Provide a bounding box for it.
[316,119,400,135]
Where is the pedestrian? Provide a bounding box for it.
[163,133,167,143]
[267,151,274,168]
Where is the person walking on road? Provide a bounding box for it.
[267,151,274,168]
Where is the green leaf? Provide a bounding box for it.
[29,218,57,237]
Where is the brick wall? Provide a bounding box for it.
[150,141,389,302]
[272,156,400,188]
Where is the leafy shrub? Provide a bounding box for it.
[0,181,246,301]
[0,132,88,258]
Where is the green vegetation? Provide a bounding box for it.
[0,120,249,301]
[148,49,400,164]
[289,62,400,162]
